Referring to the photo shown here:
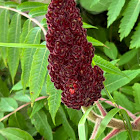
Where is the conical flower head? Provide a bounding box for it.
[46,0,105,110]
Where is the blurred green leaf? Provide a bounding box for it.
[0,77,9,97]
[118,49,137,66]
[0,128,34,140]
[90,0,99,7]
[31,109,53,140]
[120,86,133,95]
[17,2,45,11]
[7,13,21,83]
[80,0,112,13]
[104,42,118,60]
[11,81,22,92]
[9,112,27,130]
[47,74,61,124]
[66,107,82,126]
[104,69,140,93]
[13,90,31,102]
[132,83,140,111]
[29,5,48,17]
[4,1,18,7]
[53,126,69,140]
[21,27,41,92]
[57,106,76,140]
[0,9,9,66]
[113,91,135,113]
[0,97,18,112]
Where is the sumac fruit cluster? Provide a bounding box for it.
[46,0,105,110]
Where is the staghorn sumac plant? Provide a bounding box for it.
[0,0,140,140]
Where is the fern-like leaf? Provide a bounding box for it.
[93,55,125,77]
[47,74,61,125]
[7,13,21,83]
[30,48,49,103]
[20,19,33,43]
[107,0,125,27]
[21,27,41,92]
[119,0,140,40]
[130,22,140,49]
[0,9,9,66]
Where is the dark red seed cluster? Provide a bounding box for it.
[46,0,105,110]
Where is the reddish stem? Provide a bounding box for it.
[104,129,120,140]
[96,100,107,116]
[100,98,136,120]
[90,118,102,139]
[0,96,48,122]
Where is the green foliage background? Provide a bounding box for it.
[0,0,140,140]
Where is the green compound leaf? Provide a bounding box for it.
[21,27,41,92]
[83,22,98,29]
[0,97,18,112]
[94,108,120,140]
[31,110,53,140]
[0,9,9,66]
[107,0,125,27]
[130,22,140,49]
[93,55,125,77]
[17,2,45,11]
[104,69,140,93]
[119,0,140,40]
[47,74,61,124]
[0,128,33,140]
[87,36,104,47]
[29,5,48,17]
[20,19,33,43]
[7,13,21,84]
[30,48,49,103]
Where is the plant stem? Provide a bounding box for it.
[0,96,48,122]
[90,118,102,139]
[103,129,121,140]
[81,106,140,131]
[0,6,47,37]
[100,98,137,120]
[96,100,107,116]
